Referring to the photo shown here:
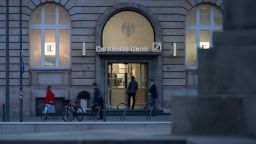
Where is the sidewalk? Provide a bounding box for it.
[1,115,256,144]
[0,115,256,144]
[0,125,255,144]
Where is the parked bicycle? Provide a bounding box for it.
[117,102,127,120]
[62,99,84,122]
[144,102,154,120]
[89,103,102,120]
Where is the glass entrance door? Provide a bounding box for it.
[108,63,148,109]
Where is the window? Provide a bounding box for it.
[185,4,222,68]
[30,4,70,68]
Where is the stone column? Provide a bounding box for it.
[171,0,256,137]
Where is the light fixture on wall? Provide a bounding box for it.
[173,42,177,57]
[82,42,86,56]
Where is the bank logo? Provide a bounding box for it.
[121,22,135,37]
[152,42,162,52]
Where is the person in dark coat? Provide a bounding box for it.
[148,79,158,110]
[92,83,104,119]
[127,76,138,109]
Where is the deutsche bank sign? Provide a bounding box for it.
[96,42,162,53]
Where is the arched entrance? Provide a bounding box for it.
[95,3,162,109]
[103,11,153,108]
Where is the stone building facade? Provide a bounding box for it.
[0,0,223,117]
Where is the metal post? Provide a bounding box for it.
[5,0,10,122]
[19,0,23,122]
[2,104,5,122]
[103,104,106,121]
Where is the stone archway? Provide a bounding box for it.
[95,2,163,106]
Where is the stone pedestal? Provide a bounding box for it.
[243,96,256,137]
[198,30,256,95]
[224,0,256,30]
[171,0,256,138]
[171,96,241,135]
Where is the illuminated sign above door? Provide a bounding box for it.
[96,42,162,54]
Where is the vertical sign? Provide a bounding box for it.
[45,43,56,56]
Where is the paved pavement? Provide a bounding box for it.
[0,125,255,144]
[0,115,256,144]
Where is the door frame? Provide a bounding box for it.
[104,60,152,109]
[107,62,149,109]
[97,55,162,109]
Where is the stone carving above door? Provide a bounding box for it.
[121,22,135,37]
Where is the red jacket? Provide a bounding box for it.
[44,89,56,104]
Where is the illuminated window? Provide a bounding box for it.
[30,4,70,68]
[185,4,222,68]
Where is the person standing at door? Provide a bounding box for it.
[127,76,138,109]
[148,79,158,110]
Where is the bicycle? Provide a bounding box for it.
[61,99,84,122]
[38,104,50,121]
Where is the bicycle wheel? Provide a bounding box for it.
[62,108,74,122]
[75,107,84,121]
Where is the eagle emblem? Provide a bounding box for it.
[121,22,135,37]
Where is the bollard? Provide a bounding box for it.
[2,104,5,122]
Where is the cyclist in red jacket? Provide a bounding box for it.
[45,85,55,104]
[43,85,56,114]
